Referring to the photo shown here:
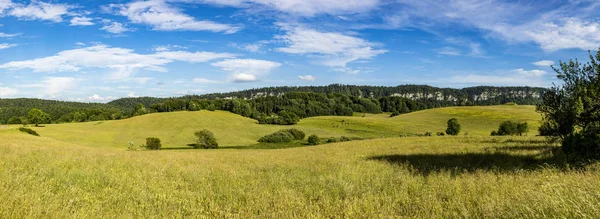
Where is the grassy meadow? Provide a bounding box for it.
[2,105,600,218]
[30,105,541,148]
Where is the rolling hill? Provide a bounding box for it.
[26,105,541,149]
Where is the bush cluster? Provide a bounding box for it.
[307,134,320,145]
[258,129,307,143]
[284,128,306,140]
[327,136,353,143]
[389,111,400,117]
[491,121,528,136]
[259,131,294,143]
[145,137,162,150]
[18,127,39,136]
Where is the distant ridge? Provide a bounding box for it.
[108,84,546,108]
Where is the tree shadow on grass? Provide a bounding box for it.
[160,147,195,150]
[369,147,566,176]
[221,143,313,150]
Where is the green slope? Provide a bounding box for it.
[297,105,541,137]
[30,105,541,149]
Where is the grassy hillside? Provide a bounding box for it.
[30,105,541,149]
[30,111,342,148]
[299,105,541,138]
[2,128,600,217]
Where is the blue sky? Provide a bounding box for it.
[0,0,599,102]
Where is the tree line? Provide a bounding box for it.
[1,85,545,125]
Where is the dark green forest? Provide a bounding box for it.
[0,84,546,125]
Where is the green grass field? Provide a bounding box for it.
[30,105,541,149]
[2,105,599,218]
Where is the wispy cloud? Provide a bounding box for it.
[276,25,386,71]
[211,59,281,82]
[105,0,241,33]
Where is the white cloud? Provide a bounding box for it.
[21,77,79,95]
[0,43,16,49]
[70,17,94,26]
[232,73,256,82]
[524,18,600,52]
[0,86,18,97]
[298,75,315,81]
[107,0,240,33]
[88,94,113,101]
[0,32,21,38]
[198,0,380,17]
[333,67,361,74]
[211,59,281,82]
[437,47,461,56]
[276,26,386,68]
[192,77,221,84]
[0,0,12,14]
[395,0,600,52]
[100,20,130,34]
[127,92,138,97]
[0,44,237,81]
[154,51,235,63]
[9,1,72,22]
[243,44,261,52]
[152,45,187,52]
[532,60,554,67]
[511,68,546,77]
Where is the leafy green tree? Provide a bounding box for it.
[498,121,518,136]
[537,49,600,159]
[133,103,147,116]
[27,108,51,127]
[7,116,21,124]
[516,122,529,136]
[194,129,218,149]
[307,134,320,145]
[145,137,162,150]
[445,118,461,135]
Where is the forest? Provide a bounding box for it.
[0,84,546,125]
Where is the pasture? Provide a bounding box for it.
[1,105,599,218]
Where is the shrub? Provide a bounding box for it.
[493,121,529,136]
[340,136,352,141]
[194,129,218,149]
[307,134,320,145]
[283,128,305,140]
[436,132,445,136]
[18,127,39,136]
[424,132,432,136]
[145,137,162,150]
[7,116,22,124]
[491,131,499,136]
[390,111,400,117]
[126,141,145,151]
[445,118,461,135]
[562,132,600,160]
[327,137,338,143]
[258,131,294,143]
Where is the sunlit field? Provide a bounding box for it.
[2,106,599,218]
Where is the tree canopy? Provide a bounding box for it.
[537,49,600,159]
